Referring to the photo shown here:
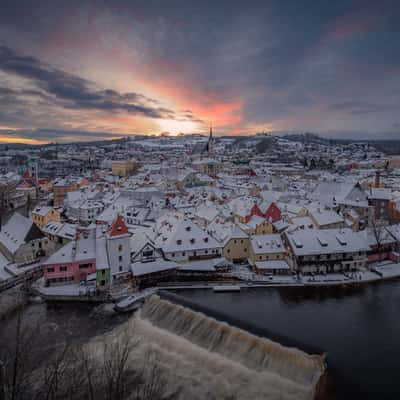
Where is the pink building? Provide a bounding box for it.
[43,234,96,286]
[42,215,131,286]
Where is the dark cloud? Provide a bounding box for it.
[0,1,400,138]
[329,101,395,115]
[0,45,175,119]
[0,128,122,142]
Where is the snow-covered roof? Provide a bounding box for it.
[32,206,53,217]
[250,234,285,254]
[254,260,290,270]
[0,213,42,254]
[368,188,392,201]
[155,216,221,253]
[309,208,344,227]
[130,259,178,276]
[45,236,96,265]
[286,228,369,256]
[178,257,231,272]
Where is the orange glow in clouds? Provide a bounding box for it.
[0,135,48,145]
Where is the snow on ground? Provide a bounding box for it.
[372,262,400,279]
[33,278,95,297]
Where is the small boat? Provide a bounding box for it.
[114,288,156,312]
[212,285,241,293]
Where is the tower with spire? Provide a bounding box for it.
[206,124,213,156]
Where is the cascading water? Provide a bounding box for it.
[134,295,326,400]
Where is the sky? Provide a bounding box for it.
[0,0,399,143]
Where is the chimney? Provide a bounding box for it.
[375,170,380,188]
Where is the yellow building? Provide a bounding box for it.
[245,215,274,234]
[111,159,136,177]
[192,158,222,177]
[32,206,62,229]
[249,234,290,275]
[223,226,250,262]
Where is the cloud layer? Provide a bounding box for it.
[0,0,400,141]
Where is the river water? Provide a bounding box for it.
[2,280,400,399]
[175,280,400,400]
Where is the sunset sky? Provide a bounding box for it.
[0,0,400,143]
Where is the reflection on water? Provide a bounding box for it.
[175,280,400,400]
[2,280,400,399]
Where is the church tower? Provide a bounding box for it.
[207,125,213,156]
[106,215,131,282]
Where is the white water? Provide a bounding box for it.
[89,295,325,400]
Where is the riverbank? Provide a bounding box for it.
[25,261,400,304]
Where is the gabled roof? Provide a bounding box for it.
[155,217,221,253]
[108,215,129,237]
[0,213,43,254]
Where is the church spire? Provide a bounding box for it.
[207,124,213,156]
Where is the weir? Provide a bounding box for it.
[138,295,326,399]
[158,289,325,356]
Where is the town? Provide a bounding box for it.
[1,131,400,309]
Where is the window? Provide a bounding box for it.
[177,239,182,245]
[171,253,175,257]
[118,244,123,252]
[244,248,247,252]
[190,238,195,244]
[227,249,231,254]
[205,250,208,254]
[79,263,91,269]
[60,266,67,272]
[119,266,123,272]
[204,237,209,243]
[182,252,186,256]
[119,255,123,262]
[47,267,55,273]
[240,240,243,244]
[143,250,154,257]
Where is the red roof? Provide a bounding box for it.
[108,215,129,237]
[22,170,32,179]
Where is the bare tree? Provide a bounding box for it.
[1,320,175,400]
[0,313,43,400]
[371,218,386,262]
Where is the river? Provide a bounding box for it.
[175,280,400,400]
[2,280,400,399]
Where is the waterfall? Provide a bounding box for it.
[135,295,325,399]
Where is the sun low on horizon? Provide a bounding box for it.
[0,0,400,144]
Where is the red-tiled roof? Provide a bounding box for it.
[108,215,129,237]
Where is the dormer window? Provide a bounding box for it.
[185,226,191,231]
